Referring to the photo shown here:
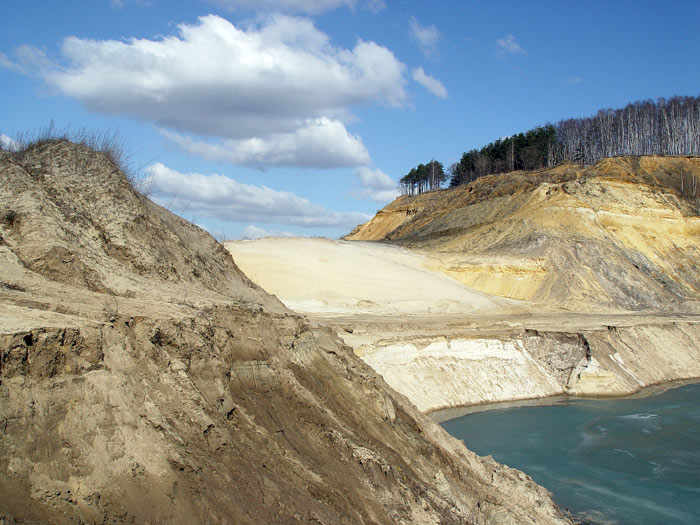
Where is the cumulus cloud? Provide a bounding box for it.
[409,16,440,58]
[20,14,405,169]
[355,166,399,202]
[145,162,371,228]
[239,225,296,239]
[411,67,448,99]
[209,0,383,14]
[161,118,370,169]
[496,34,525,55]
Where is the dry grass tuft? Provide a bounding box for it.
[0,121,151,196]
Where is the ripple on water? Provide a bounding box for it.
[618,412,658,420]
[440,382,700,525]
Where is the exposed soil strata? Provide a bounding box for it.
[0,142,568,523]
[228,156,700,420]
[346,156,700,311]
[347,318,700,412]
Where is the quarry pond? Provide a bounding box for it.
[439,382,700,524]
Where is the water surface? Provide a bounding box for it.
[440,383,700,524]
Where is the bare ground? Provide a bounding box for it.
[0,141,570,524]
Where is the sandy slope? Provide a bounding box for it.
[346,156,700,311]
[225,237,512,314]
[223,233,700,414]
[0,141,569,524]
[224,157,700,415]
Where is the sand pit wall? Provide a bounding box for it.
[355,321,700,412]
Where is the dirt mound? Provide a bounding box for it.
[346,156,700,311]
[0,140,567,523]
[0,141,270,305]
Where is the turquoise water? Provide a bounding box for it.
[440,383,700,524]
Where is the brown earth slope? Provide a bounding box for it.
[0,140,568,524]
[346,156,700,311]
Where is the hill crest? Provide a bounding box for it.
[346,156,700,311]
[0,139,568,523]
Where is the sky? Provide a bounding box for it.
[2,1,699,240]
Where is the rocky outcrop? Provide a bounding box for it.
[0,141,569,523]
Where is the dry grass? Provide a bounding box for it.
[0,121,151,195]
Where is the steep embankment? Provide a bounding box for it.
[228,156,700,415]
[0,141,568,524]
[348,316,700,413]
[226,236,700,413]
[346,156,700,312]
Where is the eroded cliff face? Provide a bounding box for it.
[227,156,700,418]
[0,142,568,524]
[346,156,700,311]
[350,319,700,413]
[340,159,700,408]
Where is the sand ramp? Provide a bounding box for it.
[225,237,508,315]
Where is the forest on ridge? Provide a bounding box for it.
[400,95,700,195]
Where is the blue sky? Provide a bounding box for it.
[2,0,699,239]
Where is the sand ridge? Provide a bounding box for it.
[345,156,700,311]
[225,237,513,315]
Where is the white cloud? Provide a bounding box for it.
[566,76,584,84]
[0,134,18,150]
[0,52,17,71]
[25,14,405,169]
[411,67,448,99]
[239,225,296,239]
[145,162,371,228]
[0,46,52,75]
[161,118,370,169]
[409,16,440,58]
[355,166,399,202]
[496,34,526,55]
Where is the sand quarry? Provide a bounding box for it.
[225,230,700,414]
[2,140,579,524]
[3,141,699,523]
[225,237,512,316]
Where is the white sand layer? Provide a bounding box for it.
[225,237,508,315]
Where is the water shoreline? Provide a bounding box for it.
[439,382,700,525]
[429,377,700,423]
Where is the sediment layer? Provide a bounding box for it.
[346,156,700,312]
[343,316,700,412]
[0,141,569,523]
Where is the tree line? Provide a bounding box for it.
[555,95,700,167]
[449,125,558,187]
[399,160,446,196]
[448,95,700,187]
